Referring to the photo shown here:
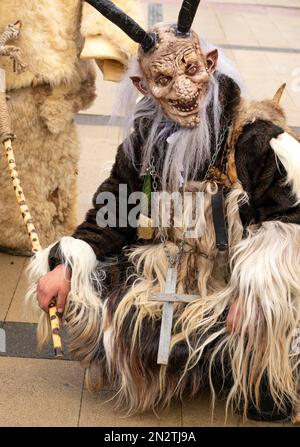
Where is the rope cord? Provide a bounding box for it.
[0,23,20,47]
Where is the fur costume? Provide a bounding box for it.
[0,0,142,255]
[27,1,300,423]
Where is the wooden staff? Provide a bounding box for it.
[0,22,63,358]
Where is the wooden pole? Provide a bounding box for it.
[0,24,63,358]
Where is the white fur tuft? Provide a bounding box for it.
[59,236,103,308]
[26,236,101,308]
[270,132,300,205]
[26,236,104,348]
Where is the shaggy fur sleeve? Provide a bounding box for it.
[49,137,142,269]
[235,119,300,226]
[220,122,300,417]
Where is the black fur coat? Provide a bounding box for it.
[49,74,300,268]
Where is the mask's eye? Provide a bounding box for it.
[156,76,172,86]
[186,64,198,76]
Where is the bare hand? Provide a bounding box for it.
[37,264,71,314]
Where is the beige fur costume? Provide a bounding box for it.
[0,0,142,255]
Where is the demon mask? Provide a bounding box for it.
[131,23,218,128]
[86,0,216,127]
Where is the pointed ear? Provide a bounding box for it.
[205,49,218,74]
[130,76,149,96]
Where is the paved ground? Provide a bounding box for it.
[0,0,299,427]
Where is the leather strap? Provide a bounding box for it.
[211,187,228,252]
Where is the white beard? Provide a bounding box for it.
[123,74,222,192]
[115,42,244,192]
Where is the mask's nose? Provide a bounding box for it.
[174,76,197,101]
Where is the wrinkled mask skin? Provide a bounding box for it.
[131,23,218,128]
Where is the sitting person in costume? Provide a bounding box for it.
[27,0,300,423]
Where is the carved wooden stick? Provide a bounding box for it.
[0,22,63,358]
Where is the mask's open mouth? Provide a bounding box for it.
[169,91,199,113]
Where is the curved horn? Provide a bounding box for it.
[177,0,201,35]
[272,83,286,106]
[86,0,155,53]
